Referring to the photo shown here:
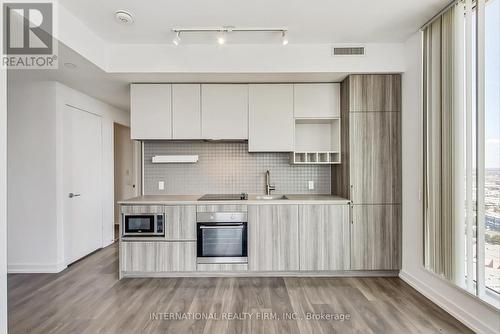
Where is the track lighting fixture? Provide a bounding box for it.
[171,27,288,45]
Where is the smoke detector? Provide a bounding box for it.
[115,10,134,25]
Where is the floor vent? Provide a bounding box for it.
[332,46,365,56]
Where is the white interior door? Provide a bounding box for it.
[63,105,102,264]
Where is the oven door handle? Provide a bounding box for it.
[199,225,244,229]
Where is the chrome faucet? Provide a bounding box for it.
[265,170,276,195]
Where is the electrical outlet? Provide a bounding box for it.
[308,181,314,190]
[158,181,165,190]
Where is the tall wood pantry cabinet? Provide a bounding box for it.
[333,74,402,270]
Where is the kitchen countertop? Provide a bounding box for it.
[118,194,350,205]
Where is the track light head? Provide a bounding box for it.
[281,31,289,45]
[217,32,226,45]
[172,31,181,46]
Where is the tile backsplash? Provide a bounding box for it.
[143,141,331,195]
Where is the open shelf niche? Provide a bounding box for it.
[291,118,341,165]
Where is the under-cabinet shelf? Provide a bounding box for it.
[290,151,341,165]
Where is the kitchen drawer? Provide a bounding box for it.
[120,241,196,272]
[196,263,248,272]
[121,205,164,214]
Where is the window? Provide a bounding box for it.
[423,0,500,308]
[482,0,499,297]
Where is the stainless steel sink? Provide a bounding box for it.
[255,195,289,200]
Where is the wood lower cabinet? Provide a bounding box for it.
[120,241,196,272]
[350,204,401,270]
[248,205,299,271]
[299,204,350,271]
[165,205,196,240]
[119,202,401,275]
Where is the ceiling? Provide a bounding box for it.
[60,0,449,44]
[8,43,130,110]
[9,1,450,111]
[8,42,349,110]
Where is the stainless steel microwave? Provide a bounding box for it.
[122,213,164,237]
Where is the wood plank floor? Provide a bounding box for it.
[8,243,472,334]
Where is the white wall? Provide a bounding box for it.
[400,31,500,334]
[107,43,405,73]
[7,75,128,273]
[7,81,60,272]
[0,76,7,334]
[0,0,9,327]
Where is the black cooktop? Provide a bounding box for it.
[198,193,248,201]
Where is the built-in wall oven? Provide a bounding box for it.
[122,213,165,237]
[196,212,248,264]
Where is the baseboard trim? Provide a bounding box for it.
[121,270,399,278]
[8,261,66,273]
[102,239,115,248]
[399,270,498,334]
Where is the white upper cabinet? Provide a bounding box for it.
[293,83,340,118]
[248,84,294,152]
[172,84,201,139]
[130,84,172,140]
[201,84,248,140]
[130,83,339,147]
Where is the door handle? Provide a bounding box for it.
[68,193,81,198]
[199,226,244,229]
